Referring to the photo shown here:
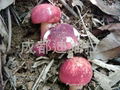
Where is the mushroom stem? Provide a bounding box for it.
[40,23,51,39]
[69,85,83,90]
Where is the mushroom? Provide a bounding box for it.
[31,3,61,38]
[43,23,80,52]
[59,57,93,90]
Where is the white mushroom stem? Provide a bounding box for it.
[40,22,52,39]
[69,85,83,90]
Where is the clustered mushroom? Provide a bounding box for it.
[32,23,80,56]
[31,3,93,90]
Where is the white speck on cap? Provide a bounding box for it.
[66,37,75,46]
[47,7,52,15]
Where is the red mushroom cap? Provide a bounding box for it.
[31,4,61,24]
[59,57,93,85]
[43,24,80,52]
[32,41,46,56]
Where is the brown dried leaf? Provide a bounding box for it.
[92,23,120,60]
[89,0,120,16]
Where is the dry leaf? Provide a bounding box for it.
[32,59,54,90]
[92,47,120,60]
[27,81,34,90]
[0,52,3,90]
[109,70,120,86]
[43,86,51,90]
[0,0,14,11]
[0,42,6,53]
[94,70,112,90]
[93,60,120,88]
[32,61,49,68]
[0,15,8,43]
[89,0,120,16]
[72,0,83,10]
[92,23,120,60]
[91,59,120,71]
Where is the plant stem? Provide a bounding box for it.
[40,23,51,39]
[69,85,83,90]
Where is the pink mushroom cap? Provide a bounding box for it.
[31,4,61,24]
[43,24,80,52]
[59,57,93,86]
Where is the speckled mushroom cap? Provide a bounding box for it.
[59,57,93,85]
[43,24,80,52]
[31,4,61,24]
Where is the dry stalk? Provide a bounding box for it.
[59,0,78,17]
[91,59,120,71]
[75,6,100,46]
[7,8,12,52]
[0,52,3,90]
[32,59,54,90]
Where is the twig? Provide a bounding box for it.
[32,59,54,90]
[79,10,92,27]
[0,52,3,90]
[0,15,9,43]
[4,67,16,90]
[75,7,94,49]
[37,0,44,5]
[7,7,12,52]
[32,66,46,90]
[91,59,120,71]
[3,80,8,90]
[32,61,49,68]
[36,56,49,61]
[48,0,54,5]
[75,6,100,45]
[59,0,78,17]
[41,59,54,81]
[10,6,21,26]
[13,61,25,75]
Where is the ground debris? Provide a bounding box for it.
[1,0,120,90]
